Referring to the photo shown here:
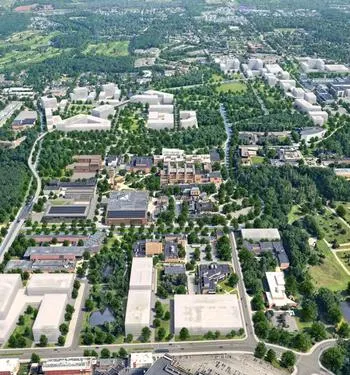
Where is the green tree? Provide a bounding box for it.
[280,351,296,368]
[59,323,69,335]
[321,347,345,374]
[265,349,277,363]
[254,342,267,359]
[31,353,40,363]
[125,333,133,343]
[300,299,318,322]
[118,347,128,358]
[309,322,327,341]
[153,318,161,328]
[336,205,346,218]
[157,327,166,341]
[101,348,110,358]
[140,327,151,342]
[338,322,350,338]
[57,335,65,346]
[39,334,48,347]
[179,327,190,341]
[227,272,239,287]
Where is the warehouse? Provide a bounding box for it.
[12,110,37,129]
[43,204,90,222]
[124,289,152,337]
[129,257,153,290]
[0,274,22,319]
[24,246,91,261]
[106,191,149,225]
[32,294,68,343]
[174,294,243,335]
[26,273,74,296]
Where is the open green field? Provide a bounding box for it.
[217,280,236,294]
[217,81,247,93]
[315,209,350,244]
[0,31,62,69]
[251,156,265,165]
[288,205,304,224]
[84,41,129,57]
[310,240,350,291]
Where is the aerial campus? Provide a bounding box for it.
[1,1,350,375]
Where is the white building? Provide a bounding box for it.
[279,80,296,92]
[32,294,67,343]
[70,87,89,102]
[129,352,154,369]
[0,358,20,375]
[174,294,243,335]
[91,104,114,119]
[308,111,328,126]
[265,64,283,75]
[56,114,111,132]
[248,58,263,71]
[278,70,290,80]
[241,228,281,241]
[217,56,240,74]
[124,289,151,337]
[0,274,22,319]
[101,83,121,100]
[266,272,296,308]
[291,87,305,99]
[304,92,317,104]
[129,257,153,290]
[149,104,174,114]
[130,94,160,105]
[144,90,174,105]
[147,112,174,130]
[179,111,198,129]
[41,96,58,111]
[294,99,322,113]
[265,73,278,87]
[27,274,74,296]
[41,357,95,373]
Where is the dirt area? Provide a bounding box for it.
[177,353,287,375]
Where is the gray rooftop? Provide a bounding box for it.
[107,191,148,212]
[24,246,87,258]
[14,110,37,121]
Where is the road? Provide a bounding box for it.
[219,103,233,169]
[0,130,48,262]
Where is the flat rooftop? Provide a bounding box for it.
[174,294,243,333]
[129,257,153,289]
[33,294,67,331]
[107,191,148,212]
[24,246,87,258]
[27,273,74,293]
[42,357,94,370]
[0,274,21,316]
[125,289,151,327]
[241,228,280,241]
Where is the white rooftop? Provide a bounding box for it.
[0,274,21,317]
[27,273,74,295]
[129,257,153,289]
[42,357,95,371]
[174,294,243,334]
[125,289,151,327]
[241,228,281,241]
[266,272,295,307]
[0,358,19,371]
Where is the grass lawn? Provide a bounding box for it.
[155,303,171,342]
[334,201,350,226]
[211,73,223,82]
[288,205,304,224]
[315,209,350,244]
[309,240,350,291]
[251,156,265,165]
[335,250,350,272]
[5,311,35,348]
[217,82,247,93]
[216,280,236,294]
[84,41,129,57]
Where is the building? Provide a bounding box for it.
[329,78,350,98]
[147,111,174,130]
[174,294,243,335]
[199,263,231,294]
[154,148,221,186]
[0,358,20,375]
[300,127,327,144]
[216,56,240,74]
[164,241,181,263]
[179,111,198,129]
[26,273,74,296]
[241,228,281,242]
[70,87,89,102]
[334,168,350,179]
[43,179,97,200]
[124,289,152,337]
[291,87,305,99]
[40,357,95,375]
[265,272,297,308]
[129,353,153,369]
[164,265,186,275]
[128,156,153,174]
[129,257,153,290]
[56,114,111,132]
[23,246,93,261]
[12,110,37,129]
[89,308,115,327]
[40,96,58,111]
[133,240,163,257]
[0,275,22,319]
[278,148,303,164]
[32,293,67,343]
[3,87,35,99]
[71,155,102,173]
[100,83,121,100]
[91,105,114,119]
[145,355,189,375]
[106,191,149,225]
[43,204,90,222]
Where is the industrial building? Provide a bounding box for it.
[32,293,67,343]
[265,272,297,308]
[0,358,20,375]
[12,110,37,129]
[92,104,115,119]
[174,294,243,335]
[40,357,96,375]
[43,204,91,222]
[26,273,74,296]
[124,289,152,337]
[129,257,153,290]
[43,179,97,199]
[23,245,94,261]
[106,190,149,225]
[56,114,111,132]
[0,274,22,319]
